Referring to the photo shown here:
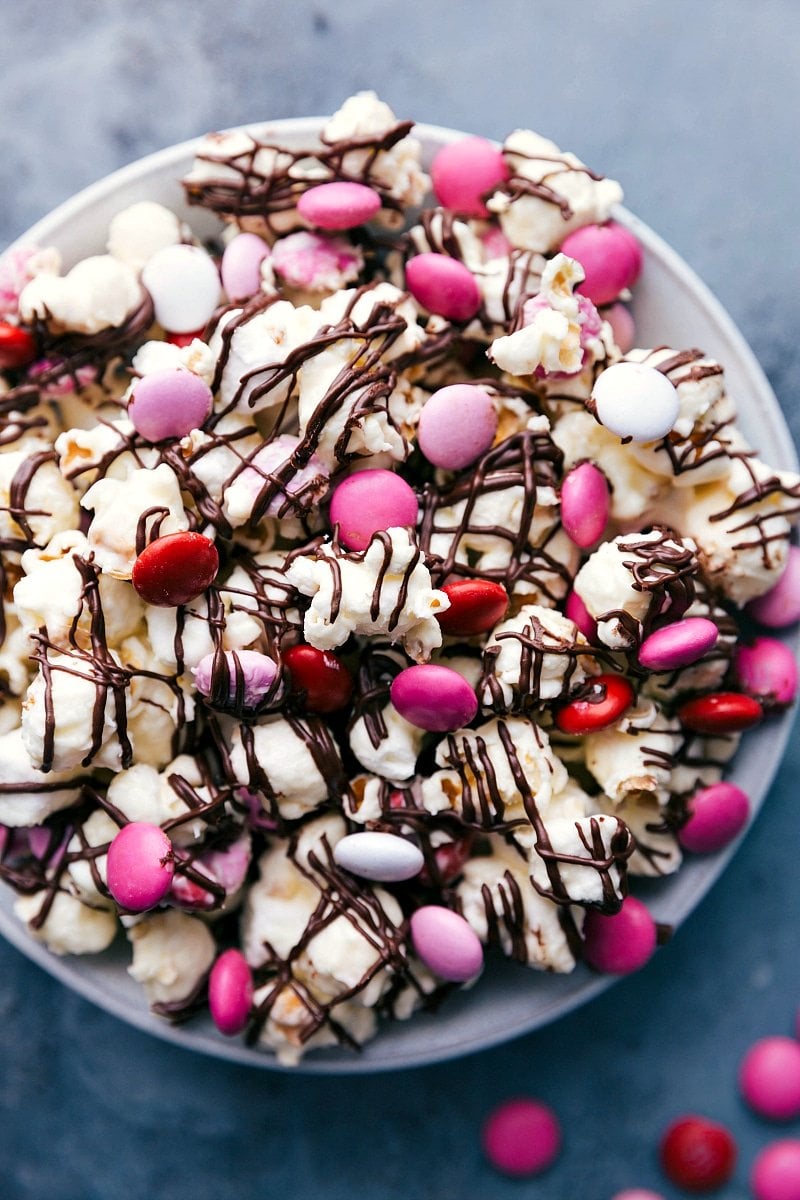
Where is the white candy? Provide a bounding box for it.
[591,361,680,442]
[141,243,221,333]
[333,831,425,882]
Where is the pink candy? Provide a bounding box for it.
[297,181,382,230]
[560,461,610,547]
[234,433,330,519]
[638,617,719,671]
[106,822,175,912]
[193,649,279,709]
[582,896,657,974]
[565,589,597,641]
[560,221,643,306]
[409,905,483,982]
[611,1193,665,1200]
[208,948,253,1037]
[405,253,481,322]
[605,302,636,353]
[678,782,750,854]
[128,368,213,442]
[482,1097,561,1177]
[390,664,478,732]
[751,1140,800,1200]
[430,136,510,218]
[329,468,418,550]
[740,1038,800,1121]
[734,637,798,709]
[220,232,270,302]
[747,547,800,628]
[416,384,498,470]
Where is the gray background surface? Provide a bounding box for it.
[1,2,799,1196]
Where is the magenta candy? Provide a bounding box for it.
[390,664,478,732]
[417,384,498,470]
[604,302,636,353]
[561,221,643,306]
[128,368,213,442]
[329,468,418,551]
[735,636,798,708]
[638,616,719,671]
[611,1193,665,1200]
[208,948,253,1037]
[297,181,382,230]
[560,461,610,547]
[747,547,800,628]
[751,1140,800,1200]
[193,649,279,709]
[409,905,483,982]
[482,1098,561,1177]
[405,253,481,322]
[678,782,749,854]
[106,822,175,912]
[221,232,270,302]
[582,896,657,974]
[430,136,510,218]
[565,589,597,641]
[740,1037,800,1121]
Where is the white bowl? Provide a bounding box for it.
[2,119,797,1073]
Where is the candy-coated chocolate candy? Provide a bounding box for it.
[208,949,253,1037]
[297,181,382,230]
[751,1140,800,1200]
[560,221,643,306]
[409,905,483,982]
[677,691,763,734]
[604,302,636,354]
[329,468,418,551]
[564,589,597,641]
[482,1097,562,1177]
[0,320,36,370]
[405,253,481,322]
[131,531,219,607]
[166,329,205,348]
[436,579,509,637]
[390,664,478,732]
[746,547,800,628]
[333,831,424,882]
[106,822,175,912]
[582,896,656,974]
[638,617,719,671]
[220,232,270,302]
[283,644,353,713]
[127,368,213,442]
[141,243,221,334]
[420,832,475,887]
[611,1192,665,1200]
[659,1115,737,1193]
[734,637,798,708]
[430,136,510,218]
[560,461,610,548]
[740,1038,800,1121]
[193,649,279,709]
[554,674,634,735]
[417,384,498,470]
[591,361,680,442]
[678,782,749,854]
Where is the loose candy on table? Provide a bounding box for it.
[677,691,763,735]
[739,1037,800,1121]
[436,578,509,637]
[734,637,799,709]
[482,1097,562,1177]
[751,1140,800,1200]
[554,674,634,735]
[604,302,636,354]
[678,782,750,854]
[405,252,482,322]
[746,546,800,629]
[611,1192,666,1200]
[297,181,382,230]
[282,644,354,713]
[582,896,657,975]
[416,383,498,470]
[208,949,253,1037]
[106,822,175,912]
[390,664,479,732]
[0,320,36,370]
[131,531,220,607]
[638,617,719,671]
[560,461,610,548]
[430,136,510,218]
[333,831,425,883]
[590,361,680,442]
[193,649,279,709]
[220,232,271,302]
[560,221,643,306]
[659,1116,737,1193]
[410,905,484,982]
[141,243,222,334]
[127,368,214,442]
[328,468,418,551]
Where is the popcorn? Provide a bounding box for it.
[81,462,189,578]
[127,909,216,1006]
[19,254,143,335]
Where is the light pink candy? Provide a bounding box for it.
[106,822,175,912]
[430,136,510,218]
[329,468,418,550]
[171,834,252,910]
[604,302,636,353]
[391,664,478,733]
[193,649,280,709]
[417,384,498,470]
[751,1140,800,1200]
[611,1192,665,1200]
[565,589,597,641]
[221,232,270,302]
[638,617,719,671]
[271,230,361,290]
[410,905,483,982]
[747,547,800,628]
[297,181,382,230]
[678,782,749,854]
[560,461,610,547]
[128,368,213,442]
[480,226,512,260]
[405,253,481,322]
[235,433,330,519]
[208,948,253,1037]
[561,221,643,306]
[735,636,798,708]
[482,1097,561,1177]
[740,1038,800,1121]
[582,896,657,974]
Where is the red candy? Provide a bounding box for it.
[659,1115,737,1193]
[283,644,354,713]
[677,691,763,735]
[0,321,36,370]
[131,531,219,607]
[436,579,509,637]
[166,329,206,348]
[554,674,634,735]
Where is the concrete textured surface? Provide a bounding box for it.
[1,2,799,1196]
